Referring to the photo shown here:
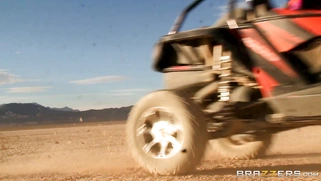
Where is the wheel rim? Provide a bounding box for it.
[136,107,184,159]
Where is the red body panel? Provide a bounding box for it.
[239,28,300,97]
[169,66,191,71]
[253,67,279,97]
[239,29,298,77]
[273,8,321,36]
[255,22,305,52]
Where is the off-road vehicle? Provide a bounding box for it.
[126,0,321,175]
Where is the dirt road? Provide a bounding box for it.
[0,123,321,181]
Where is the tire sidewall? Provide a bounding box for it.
[126,90,207,174]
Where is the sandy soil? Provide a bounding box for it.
[0,123,321,181]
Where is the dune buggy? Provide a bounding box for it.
[126,0,321,175]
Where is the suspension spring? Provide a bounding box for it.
[214,53,236,122]
[218,55,232,102]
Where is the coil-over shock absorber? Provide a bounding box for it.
[218,53,232,102]
[211,46,235,122]
[212,45,233,103]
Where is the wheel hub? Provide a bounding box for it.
[151,121,177,138]
[136,108,184,159]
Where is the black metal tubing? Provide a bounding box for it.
[228,0,236,19]
[167,0,321,34]
[168,0,204,34]
[248,13,321,23]
[208,119,321,139]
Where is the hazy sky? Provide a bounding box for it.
[0,0,284,110]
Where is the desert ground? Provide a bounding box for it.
[0,122,321,181]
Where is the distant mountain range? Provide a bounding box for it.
[0,103,132,125]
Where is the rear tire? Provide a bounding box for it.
[126,90,208,175]
[207,86,273,159]
[209,126,272,159]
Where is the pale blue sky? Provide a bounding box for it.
[0,0,284,110]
